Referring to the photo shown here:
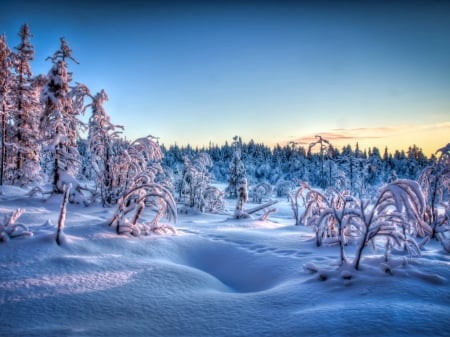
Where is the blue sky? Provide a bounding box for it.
[2,0,449,155]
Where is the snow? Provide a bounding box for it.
[1,185,449,337]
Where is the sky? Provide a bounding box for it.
[1,0,449,156]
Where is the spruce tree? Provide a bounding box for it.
[40,37,88,193]
[10,24,41,185]
[226,136,246,198]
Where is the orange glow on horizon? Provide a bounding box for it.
[281,122,450,157]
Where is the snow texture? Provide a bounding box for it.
[0,185,449,337]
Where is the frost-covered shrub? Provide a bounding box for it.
[350,179,430,269]
[299,179,430,269]
[275,179,295,198]
[251,182,272,203]
[0,208,32,242]
[202,185,225,214]
[106,136,177,237]
[179,152,213,210]
[418,143,450,252]
[295,183,356,262]
[289,181,314,227]
[106,172,177,236]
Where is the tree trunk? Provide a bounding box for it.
[53,146,61,193]
[1,102,6,185]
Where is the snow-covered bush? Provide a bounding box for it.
[350,179,430,269]
[289,181,311,226]
[106,136,177,236]
[299,179,430,269]
[251,182,272,203]
[0,208,32,242]
[274,179,295,198]
[106,172,177,236]
[418,143,450,252]
[202,185,225,214]
[179,152,213,211]
[295,182,356,258]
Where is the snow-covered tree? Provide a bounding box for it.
[40,37,88,195]
[226,136,246,198]
[202,185,225,214]
[308,135,333,188]
[350,180,430,269]
[335,145,368,197]
[251,182,272,204]
[86,89,123,205]
[179,152,213,211]
[418,143,450,251]
[301,185,354,265]
[9,24,42,185]
[0,34,13,186]
[299,179,430,269]
[234,177,249,218]
[106,136,177,235]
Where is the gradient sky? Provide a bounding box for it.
[2,0,449,156]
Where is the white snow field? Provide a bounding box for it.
[1,185,449,337]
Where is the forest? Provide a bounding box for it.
[1,24,449,250]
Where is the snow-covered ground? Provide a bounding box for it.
[1,185,449,337]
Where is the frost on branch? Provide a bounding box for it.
[0,208,32,242]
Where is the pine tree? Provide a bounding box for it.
[10,24,41,185]
[226,136,246,198]
[40,37,88,193]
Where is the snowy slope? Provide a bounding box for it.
[1,186,449,337]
